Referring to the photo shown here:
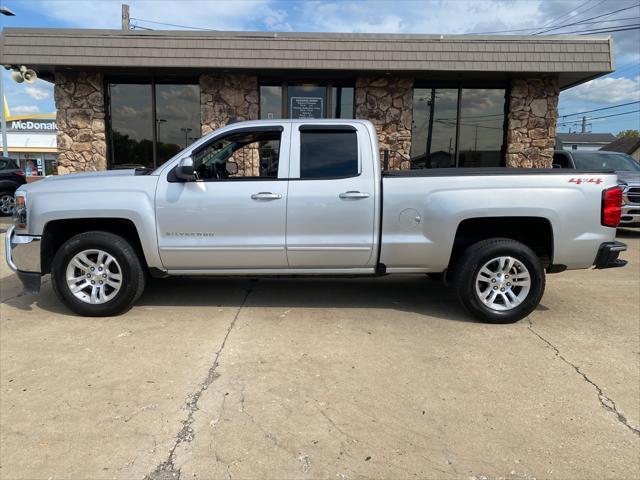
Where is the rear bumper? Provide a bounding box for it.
[593,241,627,269]
[4,225,42,292]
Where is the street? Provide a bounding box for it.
[1,224,638,480]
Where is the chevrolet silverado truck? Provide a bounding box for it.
[553,150,640,228]
[5,120,627,323]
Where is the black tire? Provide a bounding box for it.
[0,190,15,216]
[51,231,146,317]
[453,238,545,324]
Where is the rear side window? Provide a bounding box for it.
[300,131,358,179]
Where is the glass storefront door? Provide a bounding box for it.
[260,83,354,120]
[287,85,326,119]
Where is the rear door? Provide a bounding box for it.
[285,123,377,268]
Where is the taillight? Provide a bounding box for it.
[601,186,622,228]
[13,170,25,176]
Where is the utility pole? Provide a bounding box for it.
[581,116,592,133]
[1,73,8,156]
[122,4,130,30]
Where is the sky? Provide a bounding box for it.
[1,0,639,135]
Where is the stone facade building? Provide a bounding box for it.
[1,29,613,173]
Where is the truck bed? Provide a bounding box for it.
[382,168,616,177]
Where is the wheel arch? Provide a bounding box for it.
[41,218,148,275]
[448,216,555,274]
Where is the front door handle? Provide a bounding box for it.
[251,192,282,200]
[339,191,370,200]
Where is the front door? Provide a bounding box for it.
[285,123,377,268]
[155,124,290,270]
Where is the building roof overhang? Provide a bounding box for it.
[0,28,615,90]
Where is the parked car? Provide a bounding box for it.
[554,150,640,228]
[6,120,626,323]
[0,156,26,216]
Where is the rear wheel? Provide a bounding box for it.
[51,231,145,316]
[0,191,15,216]
[453,238,545,324]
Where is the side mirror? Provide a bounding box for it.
[225,160,238,176]
[175,157,195,181]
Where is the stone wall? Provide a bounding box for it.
[506,77,559,168]
[54,72,107,174]
[355,77,413,170]
[199,74,259,135]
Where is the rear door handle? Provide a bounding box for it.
[339,191,370,199]
[251,192,282,200]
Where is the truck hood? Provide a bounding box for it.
[617,170,640,186]
[19,169,145,193]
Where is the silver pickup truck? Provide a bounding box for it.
[6,119,627,323]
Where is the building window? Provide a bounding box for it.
[259,83,354,120]
[410,86,506,168]
[107,80,199,169]
[572,144,578,150]
[260,86,283,120]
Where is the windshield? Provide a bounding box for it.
[571,152,640,172]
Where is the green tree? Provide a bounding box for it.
[616,129,640,138]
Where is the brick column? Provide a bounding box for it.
[355,77,413,170]
[199,74,259,136]
[54,72,107,174]
[506,78,559,168]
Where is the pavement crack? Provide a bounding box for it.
[144,281,256,480]
[528,318,640,437]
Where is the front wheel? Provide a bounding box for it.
[453,238,545,324]
[51,231,146,317]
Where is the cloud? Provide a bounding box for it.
[25,85,51,101]
[563,75,640,104]
[11,105,40,114]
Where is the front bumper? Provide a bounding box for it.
[4,225,42,292]
[593,241,627,269]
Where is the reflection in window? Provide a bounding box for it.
[410,88,458,168]
[300,131,358,179]
[458,89,505,167]
[260,86,283,119]
[108,81,200,169]
[192,130,281,180]
[109,83,154,168]
[155,84,200,165]
[332,87,354,119]
[410,87,506,168]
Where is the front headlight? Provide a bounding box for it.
[13,191,27,229]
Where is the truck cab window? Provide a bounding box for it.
[300,130,358,179]
[192,131,281,180]
[553,152,570,168]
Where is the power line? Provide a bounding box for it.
[130,17,215,31]
[533,0,602,34]
[574,25,640,34]
[557,109,640,124]
[560,101,640,118]
[534,2,640,34]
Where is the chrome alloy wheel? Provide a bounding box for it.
[0,194,15,215]
[65,249,123,304]
[474,256,531,311]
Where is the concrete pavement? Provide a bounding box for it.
[1,226,638,479]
